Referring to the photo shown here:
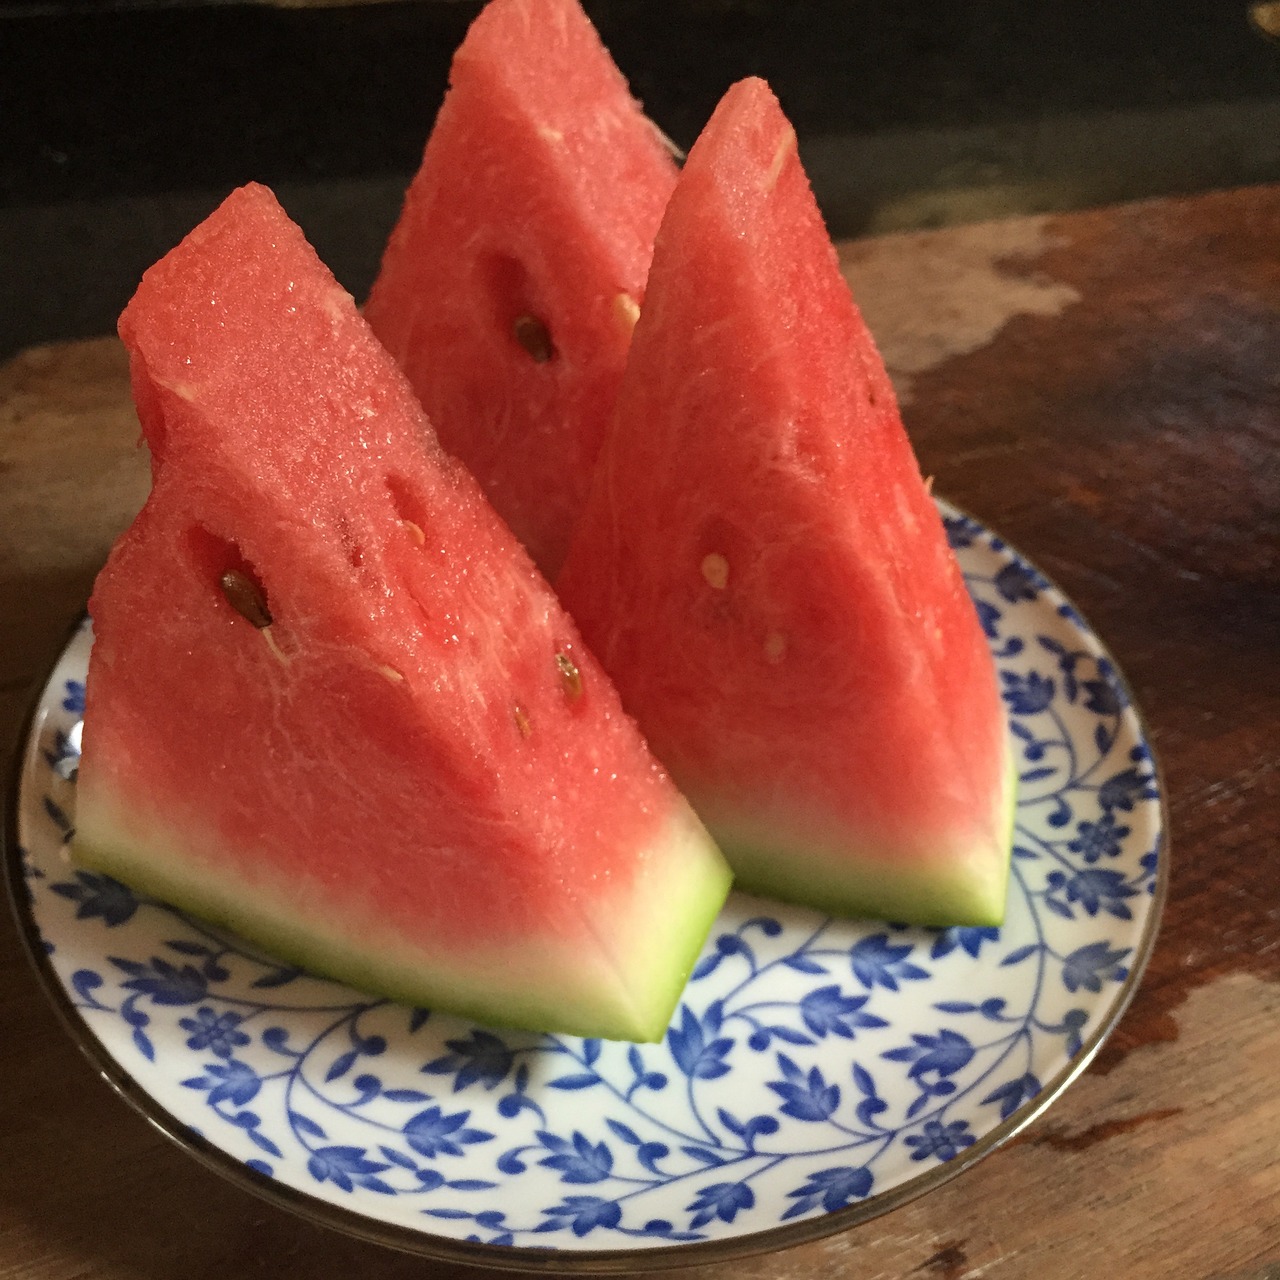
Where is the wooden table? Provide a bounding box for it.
[2,184,1277,1279]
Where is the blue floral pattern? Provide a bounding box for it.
[11,504,1164,1258]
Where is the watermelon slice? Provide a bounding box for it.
[364,0,679,579]
[557,80,1015,927]
[72,183,731,1043]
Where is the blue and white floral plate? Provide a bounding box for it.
[6,508,1166,1271]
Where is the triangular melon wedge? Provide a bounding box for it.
[73,183,731,1043]
[364,0,678,579]
[557,80,1014,927]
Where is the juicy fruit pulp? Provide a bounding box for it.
[74,183,732,1042]
[365,0,678,579]
[557,80,1014,926]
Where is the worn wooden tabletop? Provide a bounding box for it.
[2,183,1277,1279]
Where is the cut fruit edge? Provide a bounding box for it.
[72,782,732,1044]
[707,737,1018,927]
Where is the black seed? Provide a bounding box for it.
[555,652,583,700]
[219,569,272,628]
[513,314,555,363]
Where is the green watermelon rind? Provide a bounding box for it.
[709,741,1018,928]
[71,791,733,1044]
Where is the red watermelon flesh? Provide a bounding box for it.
[557,80,1014,926]
[364,0,679,579]
[73,183,731,1043]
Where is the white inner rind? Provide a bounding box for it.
[704,739,1018,928]
[73,779,732,1043]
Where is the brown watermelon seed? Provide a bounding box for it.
[402,519,426,546]
[514,314,555,363]
[701,553,730,590]
[1251,2,1280,39]
[513,703,532,738]
[220,569,272,628]
[555,652,583,700]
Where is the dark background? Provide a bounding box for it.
[4,0,1280,358]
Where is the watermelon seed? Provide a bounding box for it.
[767,126,797,190]
[764,631,788,664]
[219,569,272,628]
[402,519,426,546]
[262,628,291,666]
[700,553,730,590]
[379,665,405,684]
[513,315,555,363]
[649,120,686,163]
[555,652,583,700]
[513,703,532,738]
[613,293,641,334]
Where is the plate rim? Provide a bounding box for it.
[4,523,1170,1274]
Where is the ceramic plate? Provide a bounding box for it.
[6,507,1166,1271]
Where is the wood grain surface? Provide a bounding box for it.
[2,184,1277,1279]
